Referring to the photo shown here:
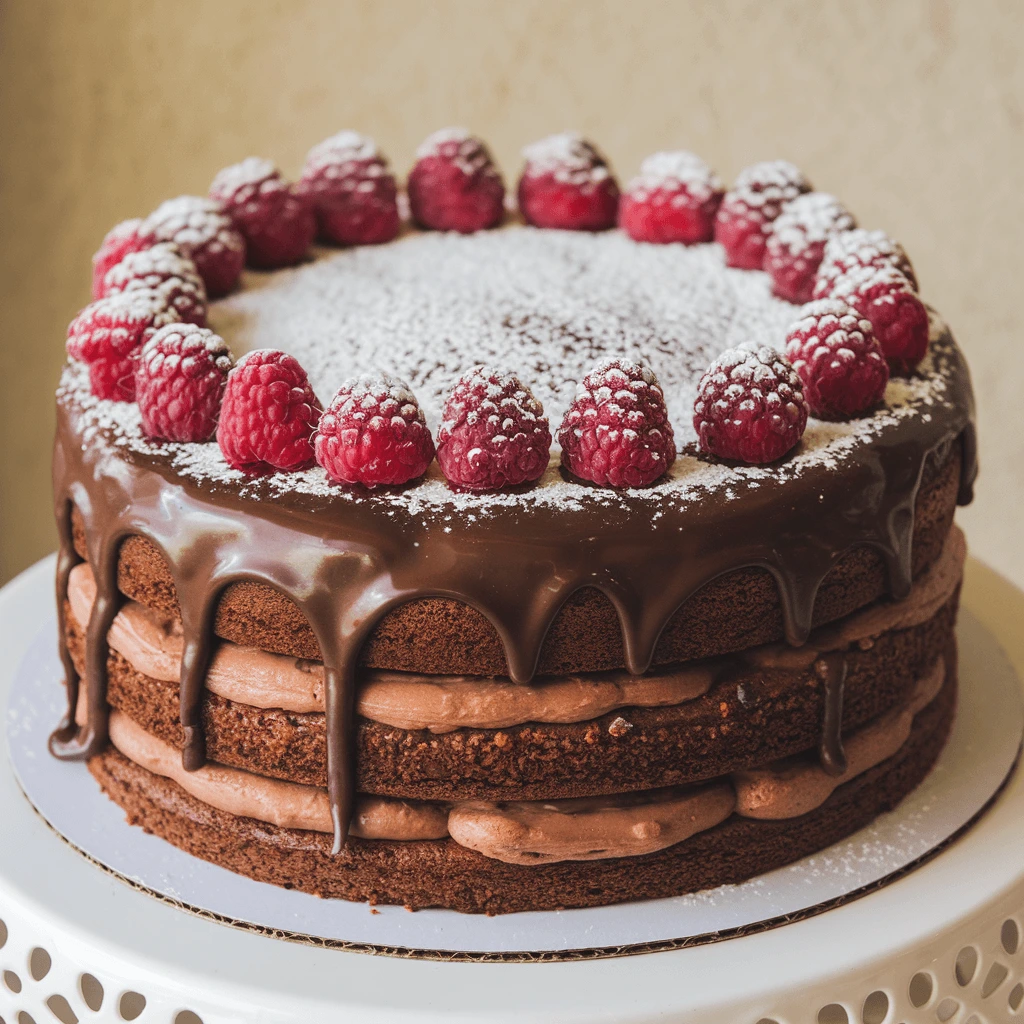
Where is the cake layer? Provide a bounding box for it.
[65,527,963,801]
[66,563,713,726]
[66,444,960,677]
[87,650,956,913]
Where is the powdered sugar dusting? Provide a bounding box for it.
[521,133,611,186]
[628,151,722,201]
[143,197,243,260]
[209,156,279,194]
[59,227,964,520]
[304,131,381,169]
[414,127,498,180]
[734,160,809,195]
[103,242,205,298]
[769,193,856,254]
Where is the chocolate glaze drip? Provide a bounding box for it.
[816,652,848,776]
[50,328,977,853]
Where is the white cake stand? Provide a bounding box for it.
[2,551,1023,1024]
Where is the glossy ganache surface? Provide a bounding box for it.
[51,227,976,853]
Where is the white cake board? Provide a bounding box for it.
[2,552,1024,1023]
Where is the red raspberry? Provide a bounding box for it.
[91,219,154,299]
[209,157,315,269]
[814,228,918,299]
[558,358,676,488]
[693,345,808,464]
[67,290,181,402]
[135,324,233,442]
[784,299,889,419]
[216,350,322,473]
[714,161,811,270]
[142,196,246,298]
[407,128,505,234]
[296,131,400,246]
[830,265,929,373]
[315,373,435,487]
[764,193,856,303]
[101,242,207,326]
[517,132,620,231]
[436,367,551,491]
[619,151,724,244]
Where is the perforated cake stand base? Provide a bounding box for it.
[2,552,1024,1024]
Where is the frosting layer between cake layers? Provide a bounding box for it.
[75,657,947,865]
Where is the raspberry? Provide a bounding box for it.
[407,128,505,234]
[764,193,856,303]
[714,160,811,270]
[91,218,154,299]
[142,196,246,297]
[216,350,322,473]
[517,132,620,231]
[66,289,180,401]
[813,228,918,298]
[436,367,551,491]
[296,131,400,246]
[209,157,315,269]
[619,151,724,244]
[135,324,234,442]
[693,345,808,464]
[830,264,929,373]
[315,373,435,487]
[784,299,889,419]
[101,242,208,326]
[558,358,676,488]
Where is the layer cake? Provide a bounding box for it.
[51,133,976,913]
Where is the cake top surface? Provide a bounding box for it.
[59,226,965,522]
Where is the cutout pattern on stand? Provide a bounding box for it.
[0,914,204,1023]
[3,899,1024,1022]
[749,911,1024,1023]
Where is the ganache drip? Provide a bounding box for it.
[49,329,977,855]
[816,652,849,777]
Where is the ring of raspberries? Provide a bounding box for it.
[69,129,930,484]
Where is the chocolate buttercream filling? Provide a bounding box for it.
[78,657,946,863]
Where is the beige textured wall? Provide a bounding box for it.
[1,0,1021,585]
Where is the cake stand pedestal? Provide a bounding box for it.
[2,553,1023,1024]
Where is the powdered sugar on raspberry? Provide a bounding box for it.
[521,133,611,185]
[209,156,278,194]
[304,130,381,169]
[143,197,241,258]
[732,161,810,209]
[628,152,722,201]
[769,193,855,255]
[415,127,496,177]
[59,228,962,518]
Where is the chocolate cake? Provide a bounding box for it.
[51,131,976,914]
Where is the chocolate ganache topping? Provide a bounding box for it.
[51,228,976,853]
